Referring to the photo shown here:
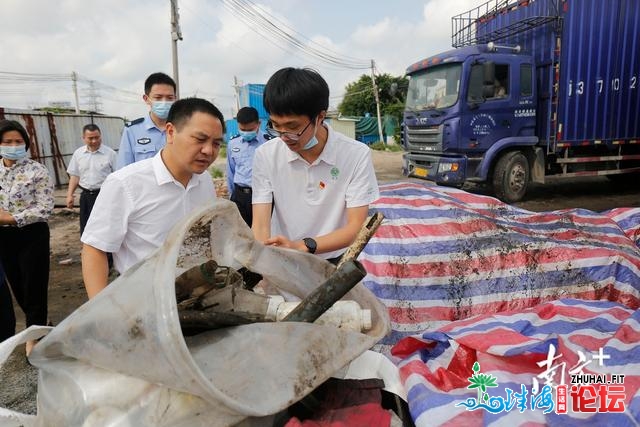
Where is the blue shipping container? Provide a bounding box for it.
[239,83,269,120]
[476,0,640,144]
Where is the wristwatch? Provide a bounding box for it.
[303,237,317,254]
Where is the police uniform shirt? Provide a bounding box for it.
[116,114,166,169]
[66,144,117,190]
[225,131,267,196]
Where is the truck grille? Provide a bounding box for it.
[406,125,442,151]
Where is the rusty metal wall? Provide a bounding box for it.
[0,108,125,186]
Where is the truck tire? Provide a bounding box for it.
[492,151,530,203]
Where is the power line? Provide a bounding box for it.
[0,71,71,82]
[0,70,144,112]
[181,0,330,72]
[214,0,332,70]
[218,0,370,70]
[249,1,369,66]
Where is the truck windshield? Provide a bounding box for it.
[406,63,462,111]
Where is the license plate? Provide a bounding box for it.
[414,167,428,178]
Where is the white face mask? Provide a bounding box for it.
[0,144,27,160]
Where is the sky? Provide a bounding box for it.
[0,0,477,122]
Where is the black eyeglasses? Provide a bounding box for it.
[266,120,313,141]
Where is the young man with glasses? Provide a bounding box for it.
[251,67,379,264]
[116,72,177,169]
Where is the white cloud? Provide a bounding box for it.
[0,0,479,119]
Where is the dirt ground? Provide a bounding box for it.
[1,149,639,416]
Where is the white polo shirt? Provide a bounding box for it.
[66,144,117,190]
[252,124,379,259]
[81,151,216,273]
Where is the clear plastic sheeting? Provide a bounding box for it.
[0,199,390,427]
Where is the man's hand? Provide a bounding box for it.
[264,235,307,252]
[66,176,79,209]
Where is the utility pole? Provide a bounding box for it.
[233,75,241,116]
[170,0,183,97]
[370,60,385,145]
[71,71,80,114]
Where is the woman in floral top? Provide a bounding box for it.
[0,119,54,357]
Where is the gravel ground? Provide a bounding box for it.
[0,350,38,415]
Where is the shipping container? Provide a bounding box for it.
[472,0,640,145]
[238,83,269,120]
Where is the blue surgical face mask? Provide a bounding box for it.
[302,122,319,150]
[239,130,257,142]
[0,144,27,160]
[151,101,174,120]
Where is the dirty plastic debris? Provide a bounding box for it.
[266,297,373,332]
[0,199,390,427]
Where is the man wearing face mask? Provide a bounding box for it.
[226,107,267,227]
[116,72,177,169]
[251,68,379,264]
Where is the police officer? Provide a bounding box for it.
[116,72,177,169]
[226,107,267,226]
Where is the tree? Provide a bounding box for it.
[338,73,407,137]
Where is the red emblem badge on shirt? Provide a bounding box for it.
[319,181,326,189]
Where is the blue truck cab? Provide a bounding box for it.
[404,45,538,200]
[402,0,640,202]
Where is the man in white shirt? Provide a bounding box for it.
[81,98,225,298]
[252,68,379,263]
[66,124,117,234]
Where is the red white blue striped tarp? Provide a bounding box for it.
[362,182,640,354]
[360,182,640,426]
[392,298,640,426]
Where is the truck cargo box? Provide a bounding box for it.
[463,0,640,144]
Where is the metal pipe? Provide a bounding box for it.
[282,260,367,323]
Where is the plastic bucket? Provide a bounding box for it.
[3,199,389,426]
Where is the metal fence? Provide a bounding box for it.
[0,108,125,186]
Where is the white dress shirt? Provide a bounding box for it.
[66,144,117,190]
[81,151,217,273]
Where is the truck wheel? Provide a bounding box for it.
[492,151,530,203]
